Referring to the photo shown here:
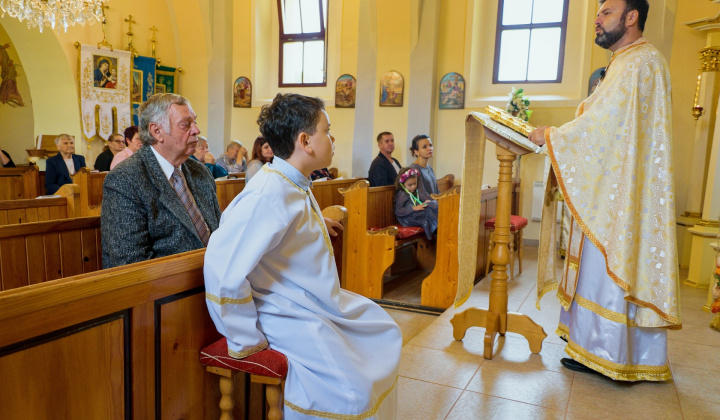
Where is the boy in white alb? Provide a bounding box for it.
[204,93,401,419]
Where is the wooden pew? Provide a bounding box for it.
[437,174,455,193]
[0,204,349,419]
[215,177,246,211]
[339,179,510,308]
[0,165,41,200]
[0,184,80,226]
[71,167,106,216]
[0,217,102,291]
[311,177,361,210]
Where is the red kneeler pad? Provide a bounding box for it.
[368,224,424,239]
[484,215,528,232]
[200,337,288,379]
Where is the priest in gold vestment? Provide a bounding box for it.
[529,0,681,381]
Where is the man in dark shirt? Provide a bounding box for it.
[367,131,401,187]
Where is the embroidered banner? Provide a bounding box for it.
[78,45,132,164]
[156,65,179,94]
[131,56,157,126]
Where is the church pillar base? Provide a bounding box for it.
[677,215,702,269]
[684,225,719,289]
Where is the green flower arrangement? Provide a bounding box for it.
[506,87,533,122]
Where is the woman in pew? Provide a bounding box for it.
[110,126,142,170]
[245,135,274,182]
[94,133,126,172]
[394,167,438,240]
[409,134,439,196]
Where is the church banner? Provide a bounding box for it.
[78,45,132,164]
[131,56,157,126]
[156,65,179,94]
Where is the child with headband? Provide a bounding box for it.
[394,167,438,239]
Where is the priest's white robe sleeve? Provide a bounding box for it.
[204,193,289,358]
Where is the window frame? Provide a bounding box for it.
[277,0,328,88]
[492,0,570,84]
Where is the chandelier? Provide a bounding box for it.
[0,0,106,33]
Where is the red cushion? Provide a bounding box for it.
[368,224,425,239]
[484,215,528,231]
[200,338,288,379]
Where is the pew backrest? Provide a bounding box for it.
[0,165,41,200]
[311,177,361,210]
[71,168,105,216]
[0,216,102,291]
[0,181,82,225]
[216,177,246,211]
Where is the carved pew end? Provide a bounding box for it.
[200,338,288,420]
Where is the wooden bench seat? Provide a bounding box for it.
[0,183,80,226]
[0,165,41,200]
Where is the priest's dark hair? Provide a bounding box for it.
[257,93,325,160]
[599,0,649,32]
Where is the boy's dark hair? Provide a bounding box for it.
[377,131,393,143]
[599,0,649,32]
[257,93,325,159]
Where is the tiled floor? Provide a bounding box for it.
[384,247,720,420]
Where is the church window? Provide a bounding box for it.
[278,0,328,87]
[493,0,569,83]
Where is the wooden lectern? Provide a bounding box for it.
[451,110,547,360]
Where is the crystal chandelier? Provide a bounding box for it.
[0,0,106,33]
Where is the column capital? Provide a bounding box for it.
[700,46,720,72]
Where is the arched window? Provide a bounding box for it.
[277,0,328,87]
[493,0,570,84]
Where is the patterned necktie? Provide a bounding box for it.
[171,168,210,246]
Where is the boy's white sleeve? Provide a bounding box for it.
[203,192,289,358]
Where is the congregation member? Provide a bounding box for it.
[101,93,221,269]
[94,133,125,172]
[110,126,143,170]
[204,93,401,419]
[191,135,228,179]
[394,167,437,240]
[409,134,438,196]
[0,147,15,167]
[245,135,274,182]
[216,139,247,173]
[529,0,681,381]
[45,134,86,194]
[368,131,401,187]
[310,166,333,181]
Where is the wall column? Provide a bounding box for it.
[351,0,378,177]
[206,0,233,155]
[405,0,440,164]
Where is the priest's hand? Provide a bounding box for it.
[529,127,548,147]
[324,217,344,237]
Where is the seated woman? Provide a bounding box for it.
[409,134,438,196]
[45,134,86,195]
[191,135,228,179]
[110,126,142,170]
[94,133,126,172]
[394,167,438,240]
[245,136,274,182]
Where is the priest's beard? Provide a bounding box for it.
[595,18,627,49]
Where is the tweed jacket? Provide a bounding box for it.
[367,152,401,187]
[101,145,222,269]
[45,153,87,194]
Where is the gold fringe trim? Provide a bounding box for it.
[546,135,680,327]
[573,294,627,325]
[556,323,569,340]
[206,292,253,305]
[565,339,672,382]
[228,340,268,359]
[284,376,398,419]
[536,282,558,310]
[556,287,572,311]
[454,291,471,308]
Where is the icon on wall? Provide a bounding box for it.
[379,71,403,107]
[233,76,252,108]
[335,74,356,108]
[439,72,465,110]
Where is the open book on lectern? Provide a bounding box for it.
[473,106,541,154]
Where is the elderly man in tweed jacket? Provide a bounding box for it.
[101,93,222,269]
